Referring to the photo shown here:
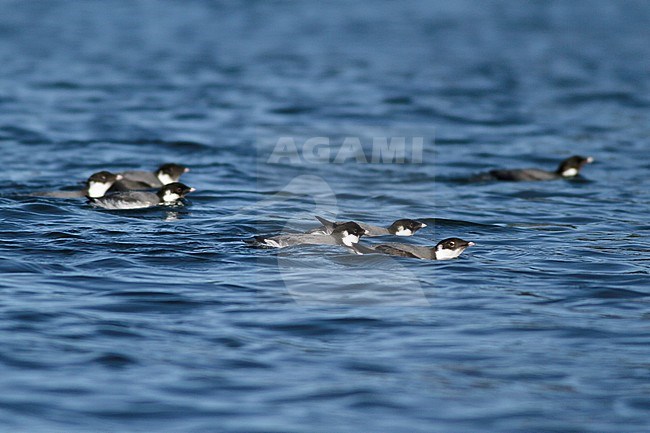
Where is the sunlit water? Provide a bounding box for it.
[1,1,650,432]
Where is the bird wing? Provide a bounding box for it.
[375,243,433,259]
[91,191,158,210]
[120,171,161,187]
[349,243,378,255]
[257,233,340,248]
[358,223,389,237]
[29,190,85,198]
[109,179,155,192]
[374,245,419,258]
[489,168,557,181]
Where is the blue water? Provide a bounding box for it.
[2,1,650,432]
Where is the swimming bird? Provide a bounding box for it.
[353,237,474,260]
[310,216,427,237]
[29,171,123,198]
[253,221,368,249]
[89,182,195,210]
[110,163,190,191]
[485,155,593,181]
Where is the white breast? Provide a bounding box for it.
[157,173,176,185]
[434,247,464,260]
[561,168,578,177]
[341,231,360,247]
[86,181,111,198]
[161,191,181,203]
[394,228,413,236]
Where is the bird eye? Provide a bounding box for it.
[449,241,455,247]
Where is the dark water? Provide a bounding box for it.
[1,1,650,431]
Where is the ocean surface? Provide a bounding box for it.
[1,1,650,432]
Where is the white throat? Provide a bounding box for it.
[161,190,181,203]
[341,231,360,247]
[561,168,578,177]
[435,246,464,260]
[394,228,413,236]
[157,173,176,185]
[87,181,111,198]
